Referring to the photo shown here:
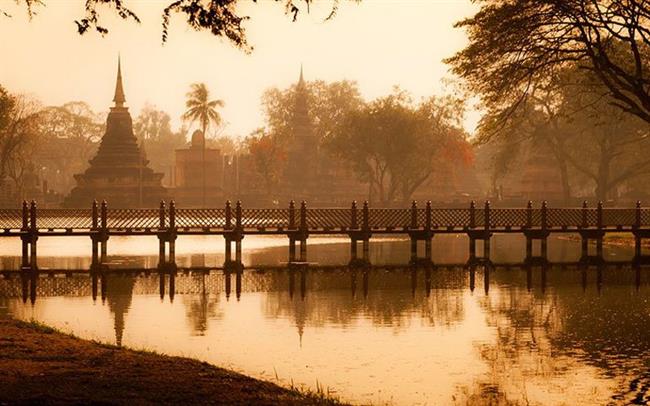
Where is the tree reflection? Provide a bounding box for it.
[263,268,468,339]
[181,273,222,336]
[459,266,650,405]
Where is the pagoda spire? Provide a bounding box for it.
[113,56,126,108]
[298,63,304,85]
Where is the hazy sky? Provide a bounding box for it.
[0,0,478,138]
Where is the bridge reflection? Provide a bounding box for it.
[2,262,648,303]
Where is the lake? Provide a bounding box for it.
[1,234,649,405]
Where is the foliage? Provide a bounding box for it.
[34,101,103,194]
[0,86,42,200]
[447,0,650,126]
[182,83,224,137]
[479,66,650,202]
[261,79,363,143]
[326,89,468,204]
[133,105,187,184]
[244,128,287,197]
[7,0,358,47]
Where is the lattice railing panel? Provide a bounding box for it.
[474,209,486,227]
[641,209,650,226]
[368,209,411,229]
[307,208,351,229]
[490,209,528,227]
[241,209,289,228]
[602,209,636,226]
[430,209,471,227]
[547,208,583,227]
[35,209,93,229]
[175,208,226,228]
[106,209,161,229]
[0,209,23,229]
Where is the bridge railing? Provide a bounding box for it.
[4,200,650,232]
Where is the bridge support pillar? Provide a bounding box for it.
[523,230,550,266]
[466,231,491,266]
[348,231,371,267]
[578,229,605,265]
[632,229,650,265]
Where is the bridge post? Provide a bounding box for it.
[20,201,29,270]
[235,201,243,266]
[483,201,491,261]
[29,201,38,271]
[299,201,307,262]
[596,201,603,257]
[581,201,589,258]
[100,200,108,263]
[225,201,232,265]
[362,201,370,263]
[468,201,476,260]
[91,200,100,269]
[410,201,418,263]
[525,201,533,258]
[158,200,167,269]
[350,201,358,262]
[634,201,642,259]
[288,201,296,263]
[540,201,548,258]
[169,201,176,264]
[425,201,432,261]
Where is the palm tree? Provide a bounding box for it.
[182,83,224,206]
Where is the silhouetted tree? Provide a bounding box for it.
[244,128,287,199]
[182,83,224,206]
[447,0,650,125]
[327,89,468,204]
[6,0,356,47]
[133,105,187,186]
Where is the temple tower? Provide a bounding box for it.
[285,66,318,196]
[64,58,167,207]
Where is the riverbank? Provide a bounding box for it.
[0,317,343,405]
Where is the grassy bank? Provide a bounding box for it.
[0,317,344,405]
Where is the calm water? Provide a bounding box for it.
[1,234,649,405]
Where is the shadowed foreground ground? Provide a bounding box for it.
[0,317,342,405]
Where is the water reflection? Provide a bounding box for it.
[1,241,649,404]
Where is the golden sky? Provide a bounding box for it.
[0,0,478,137]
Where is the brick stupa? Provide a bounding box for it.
[64,58,166,208]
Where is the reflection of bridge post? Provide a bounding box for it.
[469,263,476,292]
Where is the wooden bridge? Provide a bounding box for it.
[3,200,650,270]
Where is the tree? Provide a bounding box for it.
[261,79,363,143]
[244,128,287,198]
[327,89,467,204]
[6,0,355,47]
[182,83,224,206]
[133,105,187,186]
[447,0,650,125]
[35,102,102,194]
[0,86,41,202]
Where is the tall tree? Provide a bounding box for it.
[326,89,467,204]
[244,128,287,199]
[447,0,650,125]
[182,83,224,206]
[0,86,41,202]
[134,105,187,186]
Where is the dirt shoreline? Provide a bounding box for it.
[0,317,343,405]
